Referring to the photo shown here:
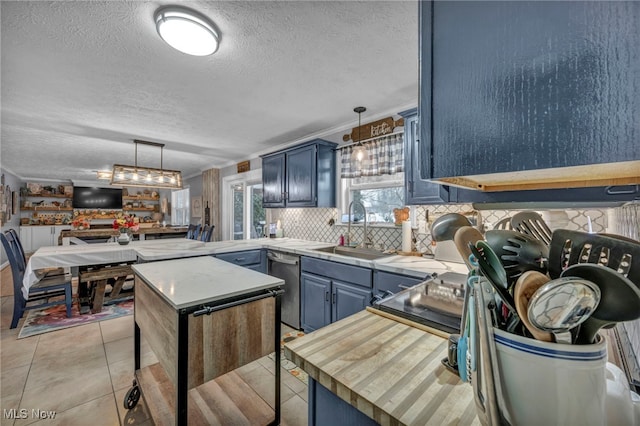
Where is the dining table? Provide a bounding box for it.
[22,238,210,299]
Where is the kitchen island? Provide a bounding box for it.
[284,309,480,426]
[129,256,285,425]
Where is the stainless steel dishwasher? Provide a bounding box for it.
[267,250,300,329]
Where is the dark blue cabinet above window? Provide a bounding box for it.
[261,139,337,208]
[419,1,640,192]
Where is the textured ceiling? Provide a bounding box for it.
[1,1,418,183]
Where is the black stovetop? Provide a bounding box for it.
[374,272,467,334]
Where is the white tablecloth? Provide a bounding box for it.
[23,239,205,298]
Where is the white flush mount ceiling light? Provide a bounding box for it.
[154,6,219,56]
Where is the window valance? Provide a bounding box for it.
[339,133,404,178]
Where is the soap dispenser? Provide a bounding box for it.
[338,234,345,246]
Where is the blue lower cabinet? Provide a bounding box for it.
[309,378,379,426]
[301,272,332,332]
[300,257,373,333]
[332,281,370,323]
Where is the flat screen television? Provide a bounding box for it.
[72,187,123,209]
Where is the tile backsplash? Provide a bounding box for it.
[613,203,640,388]
[269,202,639,386]
[268,204,610,253]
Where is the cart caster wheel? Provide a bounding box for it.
[124,385,140,410]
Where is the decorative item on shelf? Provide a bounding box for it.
[110,140,183,189]
[26,182,41,195]
[113,213,139,245]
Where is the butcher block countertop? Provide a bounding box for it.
[284,310,480,426]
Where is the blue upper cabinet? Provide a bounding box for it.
[261,139,337,208]
[262,153,286,207]
[420,1,640,192]
[400,108,451,205]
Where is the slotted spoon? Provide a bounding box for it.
[511,211,552,245]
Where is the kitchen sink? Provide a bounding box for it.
[312,245,391,260]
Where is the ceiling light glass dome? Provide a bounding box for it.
[154,6,219,56]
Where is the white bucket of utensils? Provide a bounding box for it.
[492,327,608,426]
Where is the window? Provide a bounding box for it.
[222,169,265,240]
[171,188,190,226]
[232,184,244,240]
[338,132,405,224]
[339,173,405,225]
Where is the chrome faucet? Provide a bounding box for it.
[346,200,372,248]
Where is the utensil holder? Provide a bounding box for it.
[470,278,608,426]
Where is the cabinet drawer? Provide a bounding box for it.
[216,250,262,267]
[301,257,372,289]
[374,271,426,295]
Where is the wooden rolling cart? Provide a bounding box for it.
[125,257,284,426]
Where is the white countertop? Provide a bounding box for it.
[132,256,284,309]
[25,237,468,298]
[117,237,469,279]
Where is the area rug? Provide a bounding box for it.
[18,298,134,339]
[269,330,308,385]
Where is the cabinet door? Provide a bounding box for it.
[285,145,317,207]
[53,226,70,246]
[262,153,286,208]
[425,1,639,180]
[401,109,451,205]
[30,227,54,251]
[332,281,371,323]
[301,272,331,333]
[19,227,33,253]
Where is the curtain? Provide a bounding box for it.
[340,133,404,178]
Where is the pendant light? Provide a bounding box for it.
[110,140,183,189]
[351,106,368,170]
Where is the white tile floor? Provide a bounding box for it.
[0,295,308,426]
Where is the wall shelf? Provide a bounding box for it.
[123,195,160,201]
[22,206,73,211]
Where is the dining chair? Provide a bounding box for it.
[1,232,73,329]
[191,224,202,240]
[186,224,202,240]
[199,225,214,242]
[5,228,66,279]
